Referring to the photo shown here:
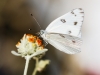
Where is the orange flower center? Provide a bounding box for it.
[28,37,34,42]
[37,38,42,46]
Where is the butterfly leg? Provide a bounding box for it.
[44,40,48,46]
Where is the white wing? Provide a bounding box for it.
[46,8,84,37]
[46,33,82,54]
[41,8,84,54]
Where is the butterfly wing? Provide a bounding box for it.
[41,8,84,54]
[46,8,84,37]
[45,33,82,54]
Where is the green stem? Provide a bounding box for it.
[32,57,39,75]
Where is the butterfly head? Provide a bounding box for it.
[40,30,45,35]
[40,30,48,46]
[40,30,46,38]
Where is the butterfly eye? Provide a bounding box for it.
[40,30,45,35]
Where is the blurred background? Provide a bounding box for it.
[0,0,100,75]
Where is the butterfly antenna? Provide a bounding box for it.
[31,14,41,29]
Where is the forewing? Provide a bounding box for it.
[46,33,82,54]
[46,8,84,37]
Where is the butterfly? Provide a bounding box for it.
[38,8,84,54]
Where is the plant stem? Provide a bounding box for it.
[23,55,30,75]
[32,57,39,75]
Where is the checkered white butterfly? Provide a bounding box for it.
[40,8,84,54]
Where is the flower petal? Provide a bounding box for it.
[30,49,48,58]
[11,50,21,56]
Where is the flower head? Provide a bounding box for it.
[37,60,50,72]
[11,34,48,57]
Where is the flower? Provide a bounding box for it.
[11,34,48,57]
[11,34,48,75]
[37,60,50,72]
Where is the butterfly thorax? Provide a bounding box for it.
[40,30,47,40]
